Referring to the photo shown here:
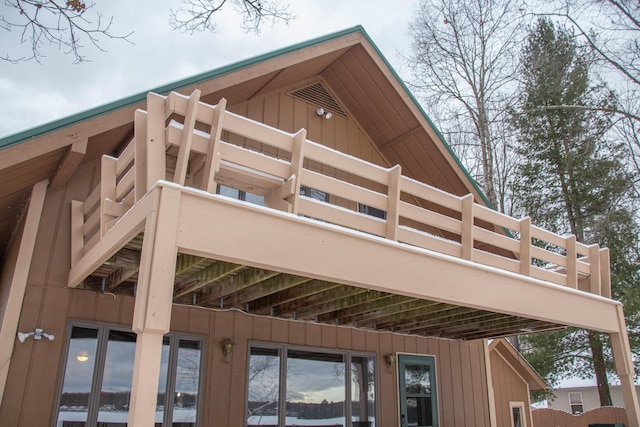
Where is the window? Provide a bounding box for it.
[568,392,584,414]
[54,323,203,427]
[247,344,376,427]
[358,204,386,220]
[217,184,265,206]
[509,402,526,427]
[300,185,328,202]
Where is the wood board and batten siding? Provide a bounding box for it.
[3,285,492,427]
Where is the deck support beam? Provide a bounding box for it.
[128,187,181,427]
[610,305,640,427]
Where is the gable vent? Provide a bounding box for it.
[288,82,348,119]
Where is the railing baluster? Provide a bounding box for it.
[204,98,227,193]
[461,194,474,261]
[519,217,531,276]
[386,165,401,241]
[174,89,201,186]
[566,235,578,289]
[590,244,601,295]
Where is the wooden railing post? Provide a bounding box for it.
[600,248,611,298]
[289,129,307,215]
[461,194,474,261]
[589,244,602,295]
[146,93,167,190]
[566,235,578,289]
[174,89,201,186]
[519,217,531,277]
[100,156,117,237]
[204,98,227,193]
[134,110,148,202]
[386,165,401,241]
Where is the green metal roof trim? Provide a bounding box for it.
[0,25,491,207]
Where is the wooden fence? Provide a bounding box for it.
[533,407,627,426]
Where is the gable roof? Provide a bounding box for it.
[490,338,547,391]
[0,26,489,258]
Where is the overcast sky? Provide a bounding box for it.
[0,1,417,138]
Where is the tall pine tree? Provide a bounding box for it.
[512,18,639,406]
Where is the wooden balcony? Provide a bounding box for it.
[68,89,617,339]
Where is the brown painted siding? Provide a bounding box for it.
[490,349,532,427]
[2,289,491,427]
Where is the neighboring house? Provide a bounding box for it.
[0,26,638,427]
[489,339,546,427]
[549,384,640,414]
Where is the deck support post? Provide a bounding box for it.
[128,187,181,426]
[610,305,640,427]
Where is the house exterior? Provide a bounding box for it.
[549,384,640,414]
[0,26,638,427]
[489,339,546,427]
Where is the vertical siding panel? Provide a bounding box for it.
[437,339,455,427]
[305,322,322,347]
[336,326,351,349]
[278,92,294,134]
[230,311,252,427]
[288,320,306,345]
[95,294,120,324]
[253,315,272,342]
[200,309,215,427]
[378,331,395,427]
[187,306,210,336]
[449,341,466,427]
[119,295,134,325]
[351,328,367,351]
[211,310,234,427]
[271,317,288,343]
[404,334,418,355]
[459,342,476,426]
[170,304,190,332]
[469,342,489,427]
[19,286,68,425]
[69,289,98,320]
[1,285,43,427]
[321,324,337,348]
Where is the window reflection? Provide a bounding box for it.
[247,345,375,427]
[55,324,203,427]
[247,347,281,426]
[56,327,99,427]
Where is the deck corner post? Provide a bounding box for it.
[610,304,640,427]
[129,185,181,426]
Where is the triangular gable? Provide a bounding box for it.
[490,338,547,391]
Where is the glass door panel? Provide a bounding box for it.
[398,355,438,427]
[56,326,99,427]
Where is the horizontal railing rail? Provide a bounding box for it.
[70,89,611,298]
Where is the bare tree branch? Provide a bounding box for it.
[0,0,133,63]
[169,0,294,34]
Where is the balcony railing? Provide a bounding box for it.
[71,89,611,297]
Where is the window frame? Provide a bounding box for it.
[568,391,584,414]
[509,401,527,427]
[52,321,205,427]
[245,341,378,427]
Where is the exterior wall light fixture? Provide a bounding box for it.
[221,338,235,363]
[384,353,396,369]
[316,108,332,120]
[17,328,55,343]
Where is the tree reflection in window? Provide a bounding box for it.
[54,323,203,427]
[247,345,376,427]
